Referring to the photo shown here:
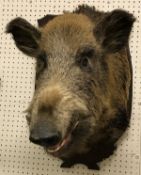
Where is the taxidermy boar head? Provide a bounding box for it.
[6,5,135,170]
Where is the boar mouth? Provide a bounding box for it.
[47,121,79,155]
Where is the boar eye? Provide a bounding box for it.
[80,56,89,68]
[76,46,94,70]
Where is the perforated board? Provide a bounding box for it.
[0,0,141,175]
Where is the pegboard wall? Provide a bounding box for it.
[0,0,141,175]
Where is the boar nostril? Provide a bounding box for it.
[29,131,61,147]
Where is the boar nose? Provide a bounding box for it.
[29,125,61,147]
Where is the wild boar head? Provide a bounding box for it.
[6,5,135,169]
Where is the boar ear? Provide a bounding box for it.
[6,17,41,57]
[94,10,135,53]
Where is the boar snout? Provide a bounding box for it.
[29,122,62,147]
